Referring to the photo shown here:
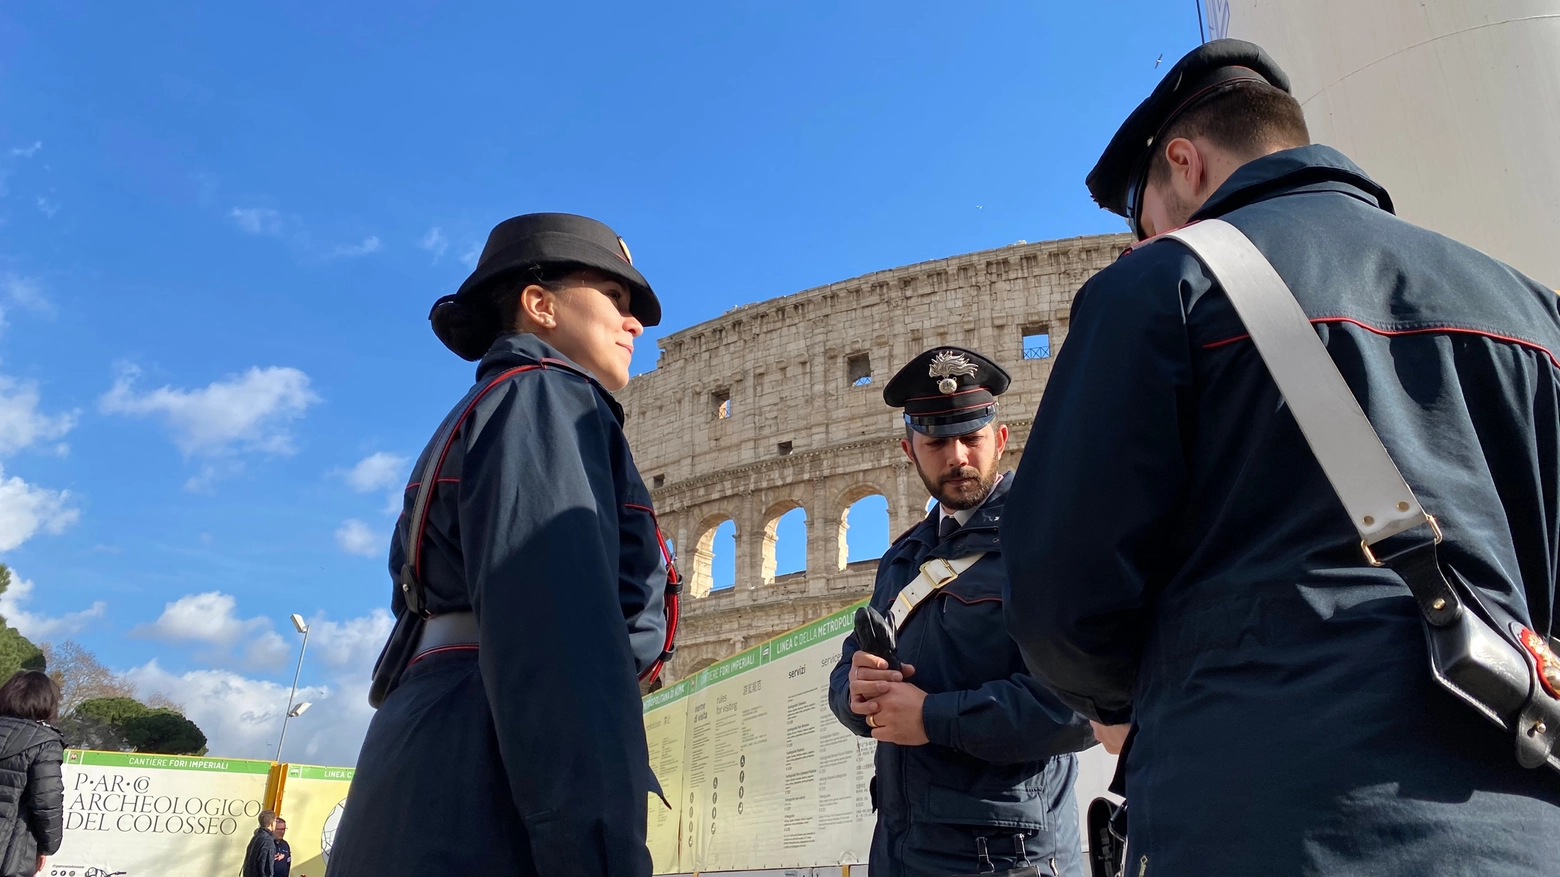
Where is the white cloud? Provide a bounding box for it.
[184,462,227,493]
[0,464,79,551]
[9,142,41,158]
[331,236,380,258]
[0,573,106,641]
[418,227,448,260]
[122,607,392,764]
[459,240,483,267]
[0,274,56,335]
[122,662,301,758]
[132,591,293,670]
[1,273,52,317]
[306,609,393,669]
[99,364,320,457]
[136,591,249,643]
[0,375,78,456]
[335,519,380,557]
[230,207,282,236]
[341,451,407,493]
[339,451,409,514]
[35,197,59,218]
[121,661,365,764]
[244,630,293,669]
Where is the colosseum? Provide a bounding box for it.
[618,231,1132,684]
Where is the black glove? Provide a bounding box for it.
[853,606,901,672]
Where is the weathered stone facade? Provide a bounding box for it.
[619,233,1131,683]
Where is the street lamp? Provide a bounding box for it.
[276,614,310,763]
[288,701,312,718]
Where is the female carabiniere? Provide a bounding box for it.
[330,213,679,877]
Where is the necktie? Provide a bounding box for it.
[938,515,959,543]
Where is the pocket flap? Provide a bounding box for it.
[926,781,1047,831]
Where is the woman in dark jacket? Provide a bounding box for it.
[0,671,64,877]
[329,214,676,877]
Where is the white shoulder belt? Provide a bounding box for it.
[889,552,987,631]
[1155,219,1560,778]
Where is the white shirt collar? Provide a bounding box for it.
[937,473,1003,529]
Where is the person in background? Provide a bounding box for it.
[828,347,1095,876]
[272,818,291,877]
[0,671,62,877]
[242,810,278,877]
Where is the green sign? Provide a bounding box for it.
[286,764,356,781]
[643,599,866,713]
[63,749,274,775]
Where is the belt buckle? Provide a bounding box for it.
[1361,514,1442,567]
[928,557,959,587]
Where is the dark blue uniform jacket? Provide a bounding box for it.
[829,477,1095,877]
[241,828,276,877]
[331,333,667,877]
[1002,146,1560,875]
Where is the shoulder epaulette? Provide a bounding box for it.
[888,516,929,551]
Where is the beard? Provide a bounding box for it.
[916,461,998,511]
[1165,186,1199,231]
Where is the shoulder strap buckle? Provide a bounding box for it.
[923,557,961,587]
[888,552,987,632]
[399,563,429,619]
[1362,514,1442,567]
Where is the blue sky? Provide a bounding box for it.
[0,2,1199,764]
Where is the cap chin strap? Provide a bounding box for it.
[1126,174,1149,240]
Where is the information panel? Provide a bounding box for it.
[51,750,273,877]
[644,600,877,873]
[275,764,353,877]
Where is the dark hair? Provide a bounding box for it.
[430,264,579,361]
[1148,80,1310,187]
[489,264,580,335]
[0,671,61,723]
[259,809,277,829]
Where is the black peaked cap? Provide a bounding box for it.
[1086,39,1291,218]
[883,347,1011,438]
[452,213,660,327]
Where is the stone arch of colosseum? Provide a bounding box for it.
[833,481,892,571]
[620,232,1130,683]
[757,497,805,586]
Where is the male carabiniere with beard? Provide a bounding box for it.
[827,347,1095,877]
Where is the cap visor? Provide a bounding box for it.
[907,411,996,437]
